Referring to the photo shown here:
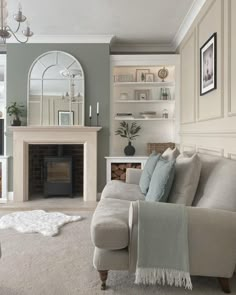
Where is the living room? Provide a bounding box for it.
[0,0,236,294]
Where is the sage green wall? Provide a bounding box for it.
[6,43,110,193]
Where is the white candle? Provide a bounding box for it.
[97,102,99,114]
[89,105,92,118]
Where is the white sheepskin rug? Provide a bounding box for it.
[0,210,82,237]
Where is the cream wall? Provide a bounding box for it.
[178,0,236,158]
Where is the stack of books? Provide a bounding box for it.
[115,113,134,120]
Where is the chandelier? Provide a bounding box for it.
[0,0,33,43]
[60,69,82,102]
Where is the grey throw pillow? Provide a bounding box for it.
[168,153,201,205]
[146,157,176,202]
[139,152,161,194]
[162,147,180,161]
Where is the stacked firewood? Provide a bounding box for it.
[111,163,141,181]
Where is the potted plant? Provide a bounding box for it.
[115,121,141,156]
[7,102,24,126]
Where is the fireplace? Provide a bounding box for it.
[11,126,101,202]
[44,156,73,197]
[29,144,83,199]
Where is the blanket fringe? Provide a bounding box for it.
[135,267,192,290]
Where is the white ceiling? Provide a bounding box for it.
[7,0,205,50]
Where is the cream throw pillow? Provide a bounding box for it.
[162,147,180,161]
[168,153,202,205]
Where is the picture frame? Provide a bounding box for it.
[58,111,74,126]
[136,69,150,82]
[200,32,217,96]
[134,89,150,101]
[145,73,155,82]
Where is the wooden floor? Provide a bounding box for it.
[0,195,97,212]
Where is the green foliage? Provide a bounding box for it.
[7,102,24,120]
[115,121,141,142]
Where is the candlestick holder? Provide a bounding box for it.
[89,117,92,126]
[96,113,99,126]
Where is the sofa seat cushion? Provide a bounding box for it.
[91,198,130,250]
[101,180,145,202]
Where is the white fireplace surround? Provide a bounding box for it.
[10,126,102,202]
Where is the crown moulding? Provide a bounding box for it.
[6,34,114,44]
[172,0,207,50]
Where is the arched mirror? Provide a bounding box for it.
[27,51,85,126]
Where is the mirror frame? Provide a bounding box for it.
[27,50,85,126]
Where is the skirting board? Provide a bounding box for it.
[4,192,101,202]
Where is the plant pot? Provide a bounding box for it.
[124,141,135,156]
[11,119,21,126]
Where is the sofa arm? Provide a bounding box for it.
[126,168,142,185]
[129,202,236,277]
[187,207,236,278]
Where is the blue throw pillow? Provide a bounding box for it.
[146,157,175,202]
[139,152,161,194]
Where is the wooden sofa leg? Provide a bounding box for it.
[218,278,231,293]
[99,270,108,290]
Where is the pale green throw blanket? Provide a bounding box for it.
[135,201,192,290]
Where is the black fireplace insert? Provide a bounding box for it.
[44,156,73,197]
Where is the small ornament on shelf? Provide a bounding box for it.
[158,66,169,82]
[160,88,171,100]
[114,74,134,82]
[162,109,169,119]
[119,93,129,100]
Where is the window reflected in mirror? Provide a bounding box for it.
[28,51,85,126]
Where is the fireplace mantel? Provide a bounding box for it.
[10,126,102,202]
[9,126,102,133]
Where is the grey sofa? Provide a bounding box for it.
[91,153,236,293]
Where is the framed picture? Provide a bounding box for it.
[136,69,150,82]
[145,73,155,82]
[134,89,150,100]
[200,32,217,96]
[58,111,74,125]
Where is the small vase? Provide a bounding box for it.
[124,141,135,156]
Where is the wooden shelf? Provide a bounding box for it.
[114,81,175,87]
[115,99,175,103]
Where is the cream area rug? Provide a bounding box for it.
[0,210,82,236]
[0,210,235,295]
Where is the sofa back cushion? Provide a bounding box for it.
[162,147,180,161]
[193,154,236,211]
[168,153,201,205]
[146,157,175,202]
[139,153,160,194]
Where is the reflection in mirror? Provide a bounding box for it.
[28,51,85,126]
